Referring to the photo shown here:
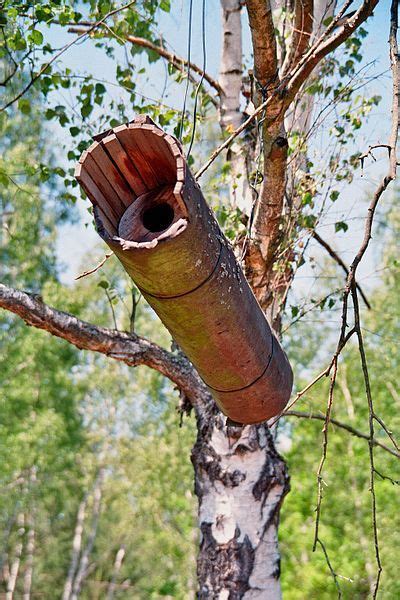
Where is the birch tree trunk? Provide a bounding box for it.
[192,399,289,598]
[220,0,256,216]
[22,515,35,600]
[23,467,37,600]
[106,546,125,600]
[62,496,88,600]
[6,513,25,600]
[70,468,105,600]
[188,3,290,597]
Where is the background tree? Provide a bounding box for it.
[0,0,399,598]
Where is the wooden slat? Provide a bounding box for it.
[79,151,125,218]
[138,124,177,177]
[128,124,173,186]
[89,142,134,208]
[101,134,148,197]
[114,124,160,189]
[75,163,118,231]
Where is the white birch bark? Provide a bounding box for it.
[193,408,289,599]
[6,513,25,600]
[220,0,255,215]
[62,495,88,600]
[22,517,35,600]
[22,466,37,600]
[70,468,105,600]
[106,546,126,600]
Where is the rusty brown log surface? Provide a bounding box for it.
[75,115,293,424]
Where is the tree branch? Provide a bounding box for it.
[197,0,379,175]
[285,410,400,459]
[312,230,371,309]
[245,0,278,88]
[286,0,378,103]
[0,283,207,410]
[67,26,222,97]
[284,0,314,74]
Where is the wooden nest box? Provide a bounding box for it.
[75,115,293,425]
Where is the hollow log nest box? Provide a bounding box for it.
[75,115,293,425]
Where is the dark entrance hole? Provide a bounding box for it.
[142,202,175,233]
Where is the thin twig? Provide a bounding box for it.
[66,26,221,96]
[312,231,371,309]
[311,1,399,594]
[75,253,113,280]
[285,410,400,459]
[316,539,342,598]
[313,358,338,552]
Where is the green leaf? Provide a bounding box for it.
[302,192,313,206]
[10,30,27,51]
[7,8,18,19]
[18,99,31,114]
[330,190,339,202]
[335,221,349,233]
[69,127,80,137]
[98,280,109,289]
[28,29,44,46]
[81,103,93,118]
[0,171,9,187]
[160,0,171,12]
[95,83,106,95]
[291,306,299,318]
[301,214,317,229]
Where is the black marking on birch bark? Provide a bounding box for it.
[192,436,246,491]
[197,523,254,600]
[252,442,290,505]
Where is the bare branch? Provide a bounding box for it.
[314,356,338,552]
[285,0,314,73]
[0,283,207,410]
[286,0,378,103]
[197,0,379,178]
[195,93,275,179]
[67,26,222,96]
[285,410,400,459]
[75,252,113,281]
[311,3,398,593]
[312,230,371,309]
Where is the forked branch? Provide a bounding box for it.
[285,410,400,459]
[0,283,207,411]
[312,231,371,309]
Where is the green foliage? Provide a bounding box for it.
[0,78,196,597]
